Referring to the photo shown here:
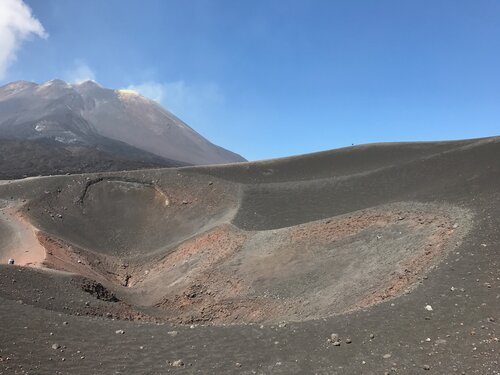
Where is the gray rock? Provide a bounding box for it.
[171,359,184,367]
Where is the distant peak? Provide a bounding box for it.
[0,80,37,90]
[41,79,69,86]
[74,80,102,88]
[9,80,37,86]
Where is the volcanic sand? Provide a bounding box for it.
[0,137,499,374]
[0,200,45,266]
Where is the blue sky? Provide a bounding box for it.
[2,0,500,160]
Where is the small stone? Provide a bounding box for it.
[345,338,352,344]
[423,364,430,370]
[62,321,68,325]
[115,329,125,334]
[330,333,339,341]
[167,330,178,337]
[235,362,242,367]
[51,344,60,350]
[370,333,375,339]
[332,341,341,346]
[425,305,433,311]
[171,359,184,367]
[383,354,392,359]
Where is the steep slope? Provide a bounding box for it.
[0,79,245,179]
[74,81,245,165]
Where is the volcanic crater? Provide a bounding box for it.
[0,165,472,325]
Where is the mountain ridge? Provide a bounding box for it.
[0,79,245,178]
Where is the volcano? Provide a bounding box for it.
[0,79,245,179]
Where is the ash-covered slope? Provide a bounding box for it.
[0,137,498,374]
[0,79,245,178]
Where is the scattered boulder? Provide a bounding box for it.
[170,359,184,367]
[81,280,119,302]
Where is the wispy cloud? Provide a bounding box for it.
[0,0,47,79]
[65,60,96,84]
[126,80,224,119]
